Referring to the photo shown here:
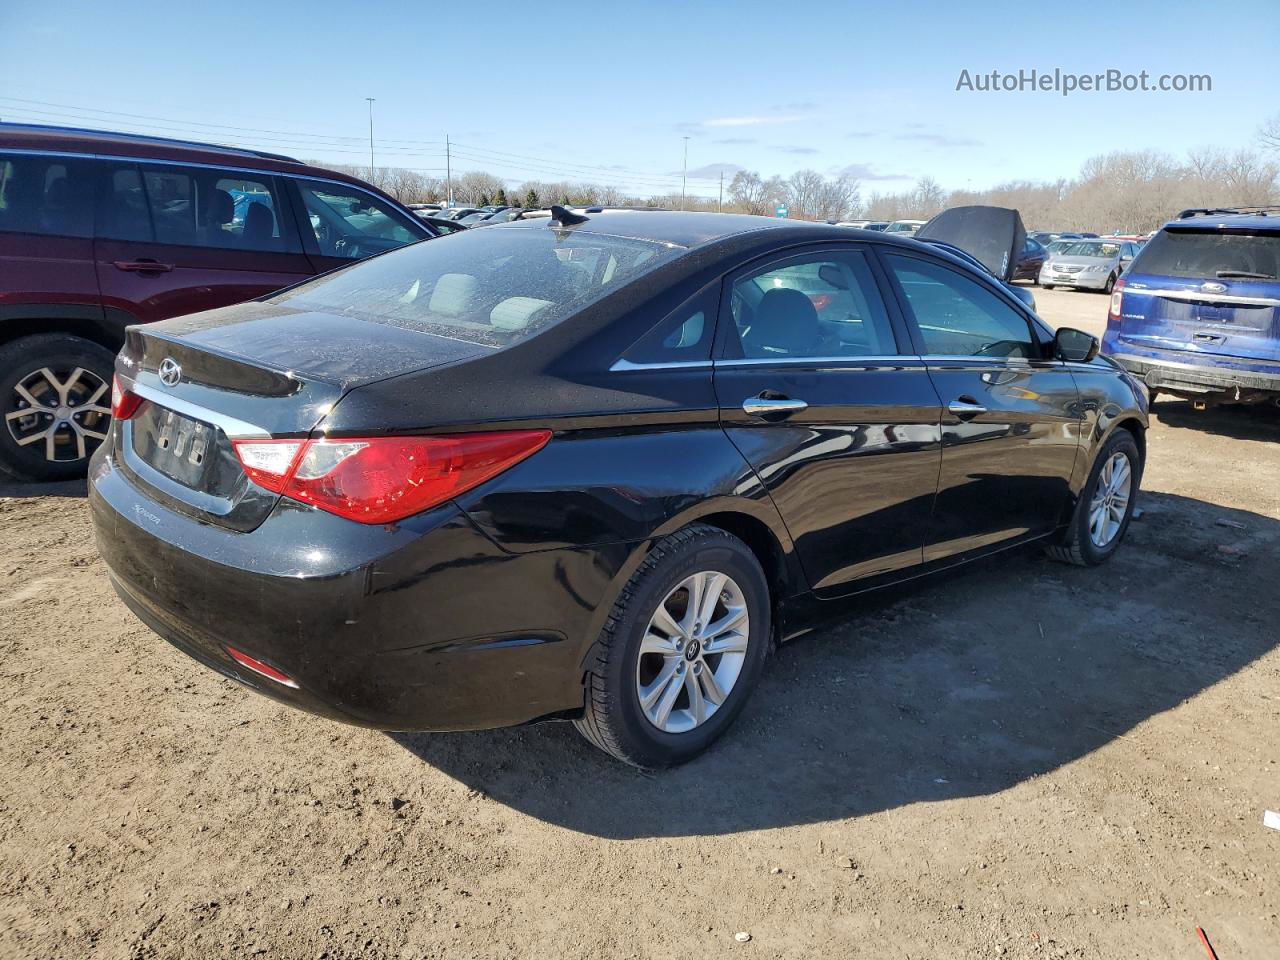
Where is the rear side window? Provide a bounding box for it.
[623,289,716,364]
[98,162,297,253]
[0,153,94,238]
[1131,229,1280,280]
[725,250,897,360]
[270,225,682,348]
[886,254,1034,358]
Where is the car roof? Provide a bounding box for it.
[1163,212,1280,233]
[500,210,891,248]
[0,121,388,194]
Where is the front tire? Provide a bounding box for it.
[1043,283,1054,290]
[1045,430,1141,567]
[1104,272,1117,294]
[0,334,116,482]
[575,524,771,767]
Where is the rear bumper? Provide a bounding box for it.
[1105,350,1280,400]
[89,447,631,731]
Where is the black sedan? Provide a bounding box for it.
[90,208,1148,767]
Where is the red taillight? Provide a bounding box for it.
[111,374,144,420]
[231,430,551,524]
[225,645,299,688]
[808,294,833,311]
[1108,277,1126,327]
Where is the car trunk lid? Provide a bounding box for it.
[915,205,1026,282]
[115,301,489,531]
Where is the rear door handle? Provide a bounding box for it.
[113,259,173,273]
[742,396,808,418]
[948,398,987,418]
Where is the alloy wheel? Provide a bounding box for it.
[634,570,750,734]
[4,366,111,463]
[1088,451,1132,547]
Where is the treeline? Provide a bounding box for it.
[317,140,1280,233]
[865,147,1279,232]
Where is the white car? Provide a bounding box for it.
[884,219,925,237]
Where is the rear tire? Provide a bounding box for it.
[575,524,771,767]
[1043,283,1054,290]
[1045,430,1141,567]
[0,334,116,482]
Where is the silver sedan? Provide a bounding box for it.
[1040,239,1139,293]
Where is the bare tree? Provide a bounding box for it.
[1260,112,1280,152]
[454,171,506,205]
[784,170,825,219]
[728,171,785,216]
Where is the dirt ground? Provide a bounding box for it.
[2,287,1278,960]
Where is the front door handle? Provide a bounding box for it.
[742,395,808,418]
[113,259,174,273]
[948,397,987,418]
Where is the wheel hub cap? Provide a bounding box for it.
[4,366,111,463]
[1087,451,1132,548]
[634,570,750,734]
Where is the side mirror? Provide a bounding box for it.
[1055,327,1099,363]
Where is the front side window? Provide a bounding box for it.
[727,250,897,359]
[0,153,94,238]
[270,225,681,348]
[886,254,1035,358]
[294,180,424,259]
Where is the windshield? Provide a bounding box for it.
[1056,240,1119,258]
[269,225,683,348]
[1131,229,1280,280]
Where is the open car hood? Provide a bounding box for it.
[916,205,1027,283]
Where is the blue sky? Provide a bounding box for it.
[2,0,1275,200]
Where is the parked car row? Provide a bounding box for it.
[0,122,440,480]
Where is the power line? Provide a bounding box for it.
[0,98,720,195]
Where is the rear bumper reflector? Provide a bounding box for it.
[225,646,299,689]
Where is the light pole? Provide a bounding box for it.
[364,98,376,181]
[681,136,690,210]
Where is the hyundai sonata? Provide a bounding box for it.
[90,207,1148,766]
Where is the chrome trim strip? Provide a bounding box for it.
[130,382,271,440]
[609,358,713,372]
[714,355,915,367]
[1125,288,1280,307]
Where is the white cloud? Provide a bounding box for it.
[704,114,802,127]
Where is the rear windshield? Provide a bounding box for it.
[1056,240,1119,257]
[271,226,683,347]
[1131,229,1280,280]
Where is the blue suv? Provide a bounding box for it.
[1102,207,1280,406]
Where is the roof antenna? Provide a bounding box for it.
[549,204,590,227]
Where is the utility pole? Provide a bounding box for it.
[445,135,453,206]
[718,170,724,213]
[364,98,376,181]
[681,136,690,211]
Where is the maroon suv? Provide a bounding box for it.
[0,123,437,481]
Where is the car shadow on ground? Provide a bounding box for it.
[392,491,1278,838]
[0,477,87,499]
[1152,399,1280,442]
